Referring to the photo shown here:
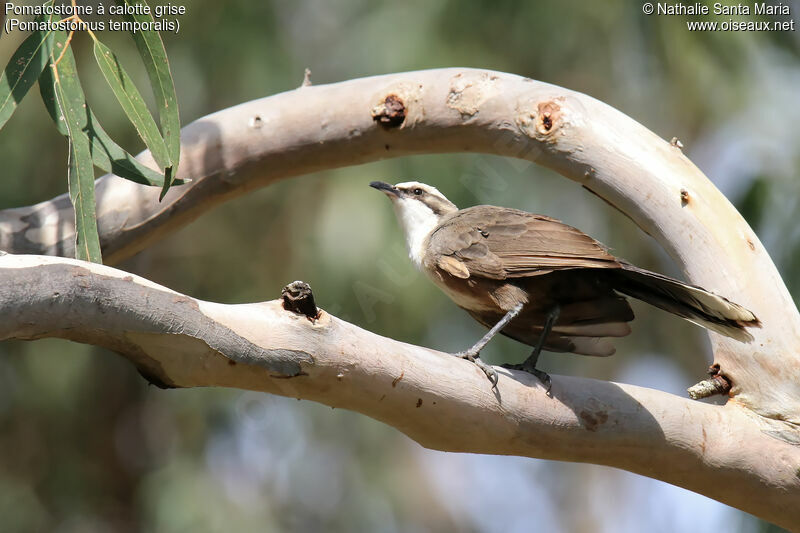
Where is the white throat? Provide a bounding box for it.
[392,198,441,270]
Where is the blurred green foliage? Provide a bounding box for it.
[0,1,798,531]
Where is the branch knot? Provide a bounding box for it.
[281,280,320,321]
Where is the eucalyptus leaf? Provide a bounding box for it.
[49,33,102,263]
[39,32,179,187]
[93,39,170,171]
[116,0,181,197]
[0,18,54,130]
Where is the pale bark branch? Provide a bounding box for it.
[2,68,797,418]
[1,68,799,525]
[0,253,798,528]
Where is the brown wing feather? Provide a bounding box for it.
[427,206,621,279]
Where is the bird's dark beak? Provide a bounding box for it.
[370,181,399,197]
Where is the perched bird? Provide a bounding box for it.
[370,180,759,389]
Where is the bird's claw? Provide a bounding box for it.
[502,363,552,393]
[532,369,552,393]
[475,359,499,388]
[453,351,499,388]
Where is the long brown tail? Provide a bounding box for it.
[610,264,760,342]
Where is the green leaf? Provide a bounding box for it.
[66,136,102,263]
[93,39,171,171]
[0,17,54,130]
[159,165,173,201]
[38,61,68,135]
[49,34,102,263]
[87,111,186,187]
[39,33,182,188]
[116,0,181,196]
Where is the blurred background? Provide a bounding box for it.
[1,0,799,531]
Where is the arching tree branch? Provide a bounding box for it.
[1,69,799,526]
[3,68,797,418]
[0,253,798,528]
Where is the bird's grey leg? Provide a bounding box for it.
[453,302,524,387]
[505,305,560,392]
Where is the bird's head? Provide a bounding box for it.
[370,180,457,229]
[370,180,458,267]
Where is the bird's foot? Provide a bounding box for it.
[453,350,499,388]
[502,363,552,393]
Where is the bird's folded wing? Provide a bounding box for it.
[427,206,621,279]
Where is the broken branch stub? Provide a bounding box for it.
[282,280,319,321]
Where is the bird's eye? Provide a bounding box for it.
[413,188,423,196]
